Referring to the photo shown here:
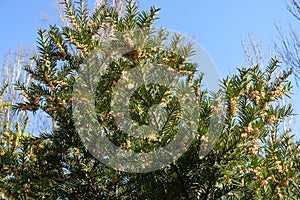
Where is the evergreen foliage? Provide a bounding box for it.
[0,0,299,199]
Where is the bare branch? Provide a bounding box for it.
[241,33,264,67]
[287,0,300,21]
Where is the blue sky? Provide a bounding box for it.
[1,0,297,74]
[0,0,299,137]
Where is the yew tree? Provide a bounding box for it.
[0,0,299,199]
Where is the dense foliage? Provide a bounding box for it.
[0,0,299,199]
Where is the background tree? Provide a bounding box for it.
[276,0,300,87]
[0,0,299,199]
[0,47,30,125]
[0,47,52,135]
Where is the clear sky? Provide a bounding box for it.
[0,0,299,138]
